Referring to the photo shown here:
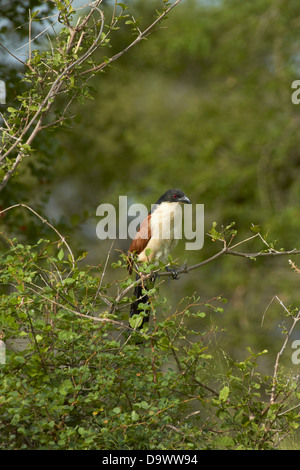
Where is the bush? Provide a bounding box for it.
[0,233,299,450]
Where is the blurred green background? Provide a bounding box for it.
[2,0,300,371]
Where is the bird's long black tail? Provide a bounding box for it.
[130,274,150,329]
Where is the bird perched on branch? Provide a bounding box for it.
[128,188,191,329]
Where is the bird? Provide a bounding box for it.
[128,188,191,329]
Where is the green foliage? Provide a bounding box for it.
[1,0,300,450]
[208,222,237,243]
[0,0,180,196]
[0,0,184,241]
[0,237,299,450]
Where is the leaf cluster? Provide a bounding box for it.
[0,237,299,449]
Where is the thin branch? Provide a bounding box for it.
[93,241,115,307]
[15,16,59,52]
[0,203,75,268]
[27,284,128,328]
[0,1,183,192]
[115,238,300,307]
[277,402,300,417]
[229,233,260,250]
[80,0,182,76]
[159,245,228,277]
[0,41,35,72]
[267,297,300,404]
[224,248,300,259]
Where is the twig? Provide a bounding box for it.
[27,285,128,328]
[0,203,75,268]
[115,240,300,307]
[0,42,35,72]
[229,233,259,250]
[28,9,32,66]
[80,0,182,76]
[268,298,300,404]
[158,245,228,277]
[93,241,115,307]
[0,1,183,192]
[224,248,300,259]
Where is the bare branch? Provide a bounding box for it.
[0,41,34,72]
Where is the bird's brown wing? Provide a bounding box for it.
[127,214,151,274]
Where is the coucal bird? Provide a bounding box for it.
[128,188,191,329]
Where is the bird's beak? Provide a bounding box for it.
[179,195,191,204]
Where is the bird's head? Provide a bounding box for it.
[156,189,191,205]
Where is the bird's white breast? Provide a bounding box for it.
[138,202,182,263]
[150,202,181,240]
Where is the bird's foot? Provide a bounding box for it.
[165,265,180,280]
[151,271,160,282]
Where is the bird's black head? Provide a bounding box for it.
[155,189,191,205]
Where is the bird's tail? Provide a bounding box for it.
[130,274,150,329]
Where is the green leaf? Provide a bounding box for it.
[117,2,129,9]
[250,224,261,233]
[129,315,144,329]
[212,436,235,448]
[139,401,150,410]
[131,410,139,422]
[58,379,73,396]
[219,386,230,402]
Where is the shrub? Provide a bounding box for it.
[0,233,299,449]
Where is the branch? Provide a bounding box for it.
[159,246,300,279]
[0,203,75,269]
[118,235,300,303]
[224,248,300,259]
[0,42,35,72]
[80,0,183,76]
[264,296,300,404]
[0,0,182,192]
[26,283,129,329]
[0,2,106,174]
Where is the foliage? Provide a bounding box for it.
[1,0,300,450]
[0,0,180,238]
[0,0,181,193]
[0,220,299,449]
[39,0,300,361]
[0,0,55,90]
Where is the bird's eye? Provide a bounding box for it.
[173,194,178,199]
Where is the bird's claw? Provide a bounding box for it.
[165,266,180,280]
[151,271,160,282]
